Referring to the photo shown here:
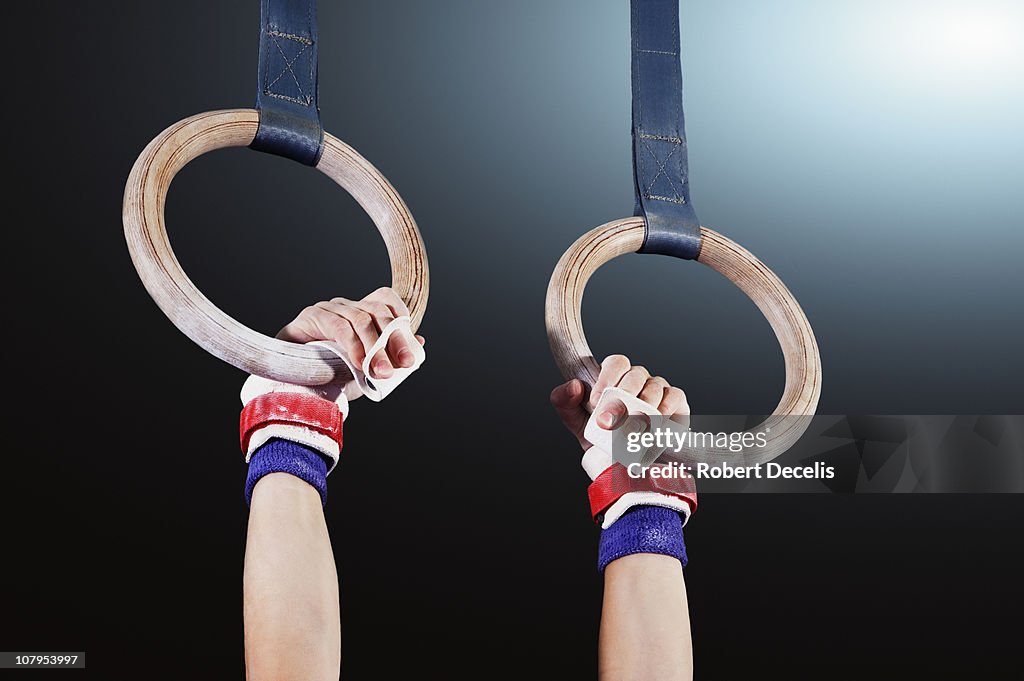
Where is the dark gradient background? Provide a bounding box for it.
[4,1,1023,678]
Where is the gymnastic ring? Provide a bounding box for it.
[545,218,820,465]
[123,109,429,386]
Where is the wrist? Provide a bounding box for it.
[245,440,330,507]
[598,505,688,572]
[240,391,344,473]
[250,470,322,500]
[587,460,697,529]
[239,388,347,508]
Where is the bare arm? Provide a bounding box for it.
[551,355,694,681]
[244,473,341,681]
[240,288,424,681]
[600,554,692,681]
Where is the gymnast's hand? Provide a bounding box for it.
[277,287,425,380]
[549,354,689,450]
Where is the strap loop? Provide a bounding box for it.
[631,0,702,260]
[251,0,324,165]
[588,463,697,523]
[240,391,343,455]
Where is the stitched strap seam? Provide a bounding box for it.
[263,31,314,106]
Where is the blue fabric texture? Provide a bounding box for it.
[598,505,688,572]
[245,439,329,507]
[631,0,702,260]
[251,0,324,164]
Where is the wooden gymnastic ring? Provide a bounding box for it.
[545,218,821,465]
[123,109,429,386]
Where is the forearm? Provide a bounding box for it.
[550,360,696,680]
[236,288,419,680]
[243,472,341,681]
[599,553,692,681]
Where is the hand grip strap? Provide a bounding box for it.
[581,387,698,528]
[631,0,702,259]
[583,387,663,467]
[240,392,343,455]
[588,463,697,522]
[251,0,325,165]
[311,316,426,402]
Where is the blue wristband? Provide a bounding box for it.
[597,505,688,572]
[245,439,329,507]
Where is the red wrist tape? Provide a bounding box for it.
[240,393,343,454]
[588,463,698,522]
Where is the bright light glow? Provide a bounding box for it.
[863,4,1022,89]
[910,10,1015,68]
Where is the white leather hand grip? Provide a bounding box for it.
[311,316,425,402]
[581,387,693,529]
[583,387,665,470]
[239,375,350,474]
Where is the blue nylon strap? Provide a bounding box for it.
[631,0,702,260]
[251,0,324,166]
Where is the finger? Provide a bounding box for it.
[331,296,414,371]
[550,379,589,444]
[415,335,425,345]
[597,397,628,431]
[550,379,585,411]
[616,366,651,397]
[334,298,408,372]
[330,298,395,332]
[299,306,364,364]
[316,301,388,376]
[590,355,631,410]
[385,328,420,368]
[639,376,669,409]
[659,386,690,417]
[364,286,410,318]
[276,306,323,343]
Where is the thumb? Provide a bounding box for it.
[550,378,585,411]
[551,379,590,442]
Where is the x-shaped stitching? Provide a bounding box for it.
[265,32,312,104]
[641,137,683,203]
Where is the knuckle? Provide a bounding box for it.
[352,311,373,329]
[666,387,686,403]
[641,381,662,396]
[368,302,392,319]
[370,286,398,302]
[314,301,339,315]
[603,354,630,370]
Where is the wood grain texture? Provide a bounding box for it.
[123,109,429,385]
[545,218,821,464]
